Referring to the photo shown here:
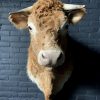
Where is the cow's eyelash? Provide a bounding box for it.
[28,26,32,30]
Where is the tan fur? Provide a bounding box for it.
[27,45,73,99]
[8,0,86,100]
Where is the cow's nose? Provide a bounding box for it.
[38,50,65,67]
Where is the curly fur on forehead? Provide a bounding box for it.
[29,0,65,33]
[35,0,63,10]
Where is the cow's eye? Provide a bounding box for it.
[28,26,32,30]
[28,22,37,35]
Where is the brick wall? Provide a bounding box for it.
[0,0,100,100]
[68,0,100,53]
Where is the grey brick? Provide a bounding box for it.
[9,97,34,100]
[77,96,96,100]
[90,0,100,3]
[20,36,30,42]
[0,70,19,75]
[0,42,10,47]
[85,14,99,21]
[19,70,27,76]
[0,13,9,19]
[33,93,44,98]
[9,53,27,58]
[0,23,2,28]
[2,2,20,7]
[10,42,29,48]
[0,58,19,64]
[22,0,35,1]
[73,88,87,95]
[19,82,34,87]
[0,53,10,58]
[68,96,77,100]
[0,75,8,80]
[0,47,19,53]
[90,21,100,26]
[77,21,89,26]
[0,7,19,13]
[33,98,44,100]
[8,59,19,64]
[0,87,27,92]
[0,81,18,87]
[10,30,29,36]
[10,31,22,36]
[19,48,28,53]
[9,76,28,81]
[79,26,99,33]
[18,92,34,97]
[69,0,89,3]
[0,31,9,36]
[1,36,20,42]
[1,25,16,31]
[1,0,19,2]
[0,59,10,64]
[97,96,100,100]
[87,89,98,95]
[18,59,27,64]
[9,47,20,53]
[0,91,18,97]
[0,19,10,24]
[0,64,10,70]
[20,30,30,35]
[87,3,100,9]
[20,0,35,2]
[0,97,8,100]
[9,64,25,70]
[69,26,79,33]
[28,87,40,92]
[21,2,33,7]
[86,9,100,14]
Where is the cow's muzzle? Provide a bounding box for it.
[38,50,65,67]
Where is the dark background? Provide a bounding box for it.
[0,0,100,100]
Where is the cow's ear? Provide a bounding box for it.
[8,6,33,29]
[66,8,86,24]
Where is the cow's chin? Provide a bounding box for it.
[44,61,65,68]
[54,57,65,68]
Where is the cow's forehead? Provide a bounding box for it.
[28,1,66,33]
[30,0,63,19]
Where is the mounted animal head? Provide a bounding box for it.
[9,0,86,68]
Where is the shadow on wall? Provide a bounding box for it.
[53,36,100,100]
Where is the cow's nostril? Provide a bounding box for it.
[39,52,50,66]
[41,53,47,59]
[57,52,63,61]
